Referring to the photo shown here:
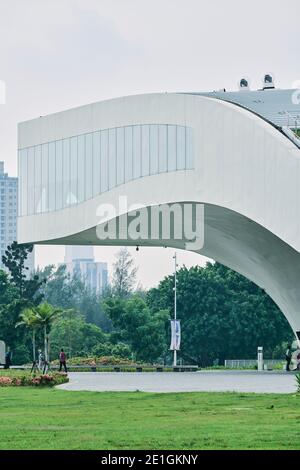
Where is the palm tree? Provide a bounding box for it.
[16,308,39,362]
[34,302,62,362]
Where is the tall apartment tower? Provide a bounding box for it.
[63,245,108,293]
[0,161,18,266]
[0,161,34,271]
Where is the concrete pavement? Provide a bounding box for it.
[57,370,298,394]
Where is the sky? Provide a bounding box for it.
[0,0,299,287]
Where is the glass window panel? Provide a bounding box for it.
[108,128,116,190]
[86,133,93,199]
[186,127,194,169]
[176,126,186,170]
[77,135,85,203]
[41,143,48,212]
[63,139,70,207]
[150,125,159,175]
[48,142,56,211]
[133,125,141,179]
[116,127,125,185]
[19,149,28,216]
[158,125,167,173]
[100,129,108,192]
[27,147,35,215]
[125,126,133,182]
[167,125,177,171]
[70,136,78,205]
[55,140,63,210]
[34,145,42,214]
[141,125,150,177]
[93,131,101,197]
[17,126,192,217]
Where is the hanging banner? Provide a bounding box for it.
[170,320,181,351]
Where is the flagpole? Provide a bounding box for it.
[173,252,177,367]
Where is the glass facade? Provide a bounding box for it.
[18,124,194,216]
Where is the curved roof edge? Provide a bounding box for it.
[181,89,300,148]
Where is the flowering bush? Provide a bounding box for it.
[0,372,68,387]
[51,356,146,366]
[0,376,13,386]
[12,378,22,386]
[31,377,41,385]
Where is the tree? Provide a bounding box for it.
[34,302,62,362]
[0,270,23,353]
[0,244,47,364]
[209,263,293,359]
[0,269,34,363]
[147,263,294,366]
[111,248,137,298]
[104,295,169,363]
[50,315,107,358]
[36,265,78,308]
[2,242,45,304]
[36,264,112,330]
[16,308,40,362]
[0,269,17,310]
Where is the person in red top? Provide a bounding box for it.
[59,349,67,372]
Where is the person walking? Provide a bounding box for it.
[38,349,45,371]
[285,344,292,371]
[59,349,67,372]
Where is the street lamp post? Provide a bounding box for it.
[173,252,178,367]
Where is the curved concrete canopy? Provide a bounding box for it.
[186,88,300,129]
[18,90,300,337]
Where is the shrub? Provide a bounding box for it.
[91,342,132,359]
[0,372,68,387]
[97,355,133,365]
[91,343,113,357]
[0,376,13,386]
[111,343,132,359]
[12,345,31,365]
[51,355,144,366]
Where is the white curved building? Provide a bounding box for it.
[18,87,300,338]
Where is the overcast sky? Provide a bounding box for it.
[0,0,299,287]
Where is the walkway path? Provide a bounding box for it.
[57,370,298,394]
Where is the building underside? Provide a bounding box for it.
[17,87,300,338]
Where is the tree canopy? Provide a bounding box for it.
[111,248,138,298]
[147,262,293,366]
[0,242,294,366]
[104,295,169,363]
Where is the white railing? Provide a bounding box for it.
[282,126,300,149]
[224,359,283,368]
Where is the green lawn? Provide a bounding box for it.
[0,388,300,449]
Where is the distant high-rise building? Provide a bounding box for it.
[0,161,34,272]
[64,245,94,264]
[63,245,108,293]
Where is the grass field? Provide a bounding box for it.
[0,388,300,449]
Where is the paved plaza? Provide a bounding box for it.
[57,370,298,394]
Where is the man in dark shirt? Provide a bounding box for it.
[59,349,67,373]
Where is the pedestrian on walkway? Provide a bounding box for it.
[59,349,67,373]
[38,349,45,371]
[285,344,292,371]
